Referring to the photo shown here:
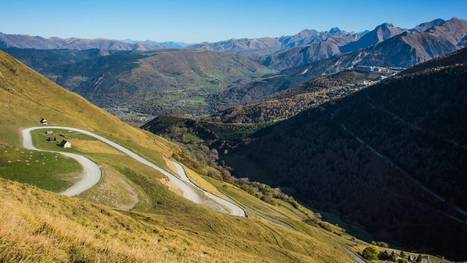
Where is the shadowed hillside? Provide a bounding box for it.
[224,48,467,260]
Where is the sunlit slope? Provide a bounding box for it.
[0,50,174,163]
[0,51,356,262]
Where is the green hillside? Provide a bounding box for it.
[0,51,367,262]
[0,144,81,192]
[5,48,275,120]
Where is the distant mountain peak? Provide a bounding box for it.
[449,17,464,22]
[444,17,467,26]
[431,18,446,24]
[414,18,446,32]
[340,22,405,52]
[376,22,395,30]
[296,29,319,36]
[329,27,343,34]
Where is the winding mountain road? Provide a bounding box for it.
[22,127,101,196]
[21,126,245,216]
[171,161,245,216]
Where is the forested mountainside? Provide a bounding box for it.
[4,48,274,119]
[211,70,391,124]
[223,49,467,260]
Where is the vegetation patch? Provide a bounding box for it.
[0,144,81,192]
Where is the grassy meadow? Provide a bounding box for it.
[0,144,81,192]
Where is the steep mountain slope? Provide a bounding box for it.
[223,49,467,260]
[278,28,359,48]
[209,18,467,110]
[262,24,401,71]
[413,18,447,32]
[189,37,283,56]
[210,70,389,124]
[261,40,342,71]
[327,18,466,68]
[353,18,466,67]
[262,18,465,72]
[190,28,360,57]
[340,23,406,52]
[403,47,467,73]
[0,32,183,50]
[265,18,465,71]
[0,50,368,262]
[5,48,275,118]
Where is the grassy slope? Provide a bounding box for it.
[0,51,356,262]
[0,144,81,192]
[0,50,175,164]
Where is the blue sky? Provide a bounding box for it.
[1,0,466,43]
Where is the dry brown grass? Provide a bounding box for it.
[184,165,226,198]
[0,180,213,262]
[80,164,139,211]
[0,179,353,262]
[72,139,124,155]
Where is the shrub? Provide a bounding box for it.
[378,250,397,261]
[362,246,380,260]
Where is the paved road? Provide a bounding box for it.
[171,161,245,217]
[21,126,245,216]
[22,127,101,196]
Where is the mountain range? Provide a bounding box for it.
[2,18,466,119]
[206,18,467,112]
[189,27,362,57]
[0,32,187,50]
[4,48,274,119]
[261,18,466,71]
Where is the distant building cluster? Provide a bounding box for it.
[41,118,71,148]
[349,65,404,73]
